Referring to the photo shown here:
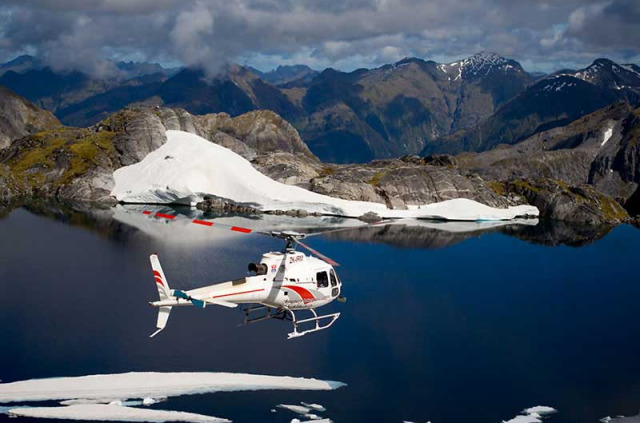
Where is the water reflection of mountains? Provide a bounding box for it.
[325,219,617,248]
[2,200,631,248]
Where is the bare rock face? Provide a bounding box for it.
[0,86,60,149]
[306,159,513,209]
[459,102,640,217]
[210,131,257,161]
[501,179,629,225]
[252,152,323,187]
[0,106,322,204]
[195,110,316,158]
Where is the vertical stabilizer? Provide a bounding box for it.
[149,254,172,337]
[150,254,171,301]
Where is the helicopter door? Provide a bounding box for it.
[330,270,339,297]
[316,271,329,289]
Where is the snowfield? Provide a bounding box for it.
[0,372,344,404]
[601,126,614,146]
[112,130,539,221]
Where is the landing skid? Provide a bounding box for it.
[241,305,340,339]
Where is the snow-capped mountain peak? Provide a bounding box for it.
[439,51,524,81]
[559,58,640,92]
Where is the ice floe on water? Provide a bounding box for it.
[0,372,344,423]
[0,372,344,404]
[601,412,640,422]
[112,130,538,221]
[7,403,229,423]
[301,402,326,412]
[503,405,557,423]
[278,402,332,421]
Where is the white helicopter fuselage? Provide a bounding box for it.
[153,250,340,310]
[149,250,343,338]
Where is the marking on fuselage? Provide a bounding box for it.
[211,288,264,299]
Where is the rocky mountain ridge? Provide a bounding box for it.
[425,59,640,155]
[0,83,638,226]
[3,52,638,164]
[0,86,60,150]
[0,52,533,162]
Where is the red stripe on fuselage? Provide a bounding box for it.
[282,285,315,303]
[231,226,252,233]
[211,288,264,299]
[155,213,175,220]
[142,211,152,215]
[192,219,213,227]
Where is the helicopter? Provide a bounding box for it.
[144,210,372,339]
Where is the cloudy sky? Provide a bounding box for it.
[0,0,638,77]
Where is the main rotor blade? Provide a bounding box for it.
[295,239,340,267]
[141,210,270,236]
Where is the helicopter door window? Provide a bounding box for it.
[330,270,338,287]
[316,271,329,288]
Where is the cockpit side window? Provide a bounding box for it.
[316,271,329,288]
[330,270,338,287]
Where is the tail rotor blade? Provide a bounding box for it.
[191,299,207,309]
[173,290,207,308]
[173,290,189,300]
[295,240,340,267]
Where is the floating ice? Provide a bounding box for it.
[503,405,557,423]
[112,130,538,221]
[0,372,345,404]
[600,412,640,422]
[7,404,229,423]
[278,404,311,414]
[523,406,557,416]
[301,402,326,412]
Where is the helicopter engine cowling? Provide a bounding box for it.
[248,262,268,275]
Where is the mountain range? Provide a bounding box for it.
[1,52,639,163]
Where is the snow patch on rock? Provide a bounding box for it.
[112,131,538,221]
[601,126,614,146]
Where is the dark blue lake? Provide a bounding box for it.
[1,204,639,423]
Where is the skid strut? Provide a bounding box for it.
[287,308,340,339]
[241,305,340,339]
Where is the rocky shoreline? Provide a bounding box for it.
[0,100,638,227]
